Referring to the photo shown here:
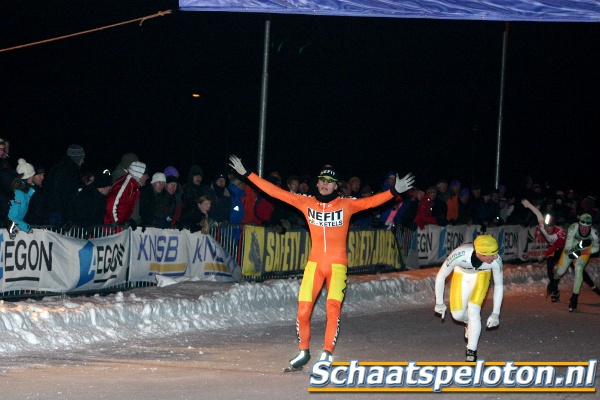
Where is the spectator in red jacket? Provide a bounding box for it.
[104,161,147,226]
[414,187,437,229]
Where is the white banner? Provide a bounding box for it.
[416,225,528,267]
[184,230,241,282]
[0,229,129,293]
[130,227,240,283]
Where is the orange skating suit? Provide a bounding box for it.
[247,173,395,353]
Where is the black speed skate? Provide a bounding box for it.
[319,350,332,363]
[569,293,578,312]
[547,279,560,302]
[466,349,477,362]
[284,350,310,373]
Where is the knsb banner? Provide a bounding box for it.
[184,230,241,282]
[129,227,240,283]
[130,227,190,283]
[0,229,129,293]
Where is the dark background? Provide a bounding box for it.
[1,1,599,195]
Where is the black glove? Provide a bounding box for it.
[128,219,138,231]
[568,250,581,260]
[140,224,146,233]
[580,239,592,248]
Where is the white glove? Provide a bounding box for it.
[394,173,415,194]
[434,303,447,320]
[486,313,500,328]
[228,155,247,176]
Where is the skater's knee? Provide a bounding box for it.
[297,301,313,322]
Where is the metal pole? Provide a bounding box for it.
[495,22,509,189]
[257,19,271,178]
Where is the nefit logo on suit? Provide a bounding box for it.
[308,208,344,227]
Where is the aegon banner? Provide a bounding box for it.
[0,229,129,293]
[414,225,550,266]
[1,227,241,293]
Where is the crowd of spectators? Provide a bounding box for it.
[0,138,597,236]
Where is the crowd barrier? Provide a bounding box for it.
[0,222,589,299]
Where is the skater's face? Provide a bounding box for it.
[317,178,338,196]
[579,224,591,237]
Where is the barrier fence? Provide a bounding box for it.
[1,222,587,299]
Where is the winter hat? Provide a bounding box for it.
[33,164,45,175]
[166,175,179,184]
[189,165,204,178]
[67,144,85,164]
[128,161,147,181]
[318,167,339,182]
[579,213,592,226]
[16,158,35,179]
[164,166,180,178]
[450,180,461,187]
[151,172,166,184]
[119,153,138,169]
[459,188,470,196]
[474,235,499,256]
[214,172,227,181]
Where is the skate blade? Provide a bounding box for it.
[283,366,304,373]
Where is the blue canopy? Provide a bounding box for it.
[179,0,600,22]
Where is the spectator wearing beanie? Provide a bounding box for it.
[139,172,166,227]
[8,159,36,236]
[24,164,48,226]
[182,165,209,217]
[104,161,147,226]
[67,144,85,166]
[45,144,86,226]
[206,172,231,224]
[164,166,180,179]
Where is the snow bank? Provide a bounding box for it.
[0,260,597,354]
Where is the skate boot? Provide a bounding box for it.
[319,350,332,363]
[569,293,579,312]
[464,323,469,341]
[546,280,556,296]
[592,287,600,297]
[288,350,311,369]
[551,288,560,303]
[466,349,477,362]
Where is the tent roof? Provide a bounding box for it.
[179,0,600,22]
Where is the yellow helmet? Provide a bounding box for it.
[474,235,499,256]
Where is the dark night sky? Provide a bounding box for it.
[1,1,599,195]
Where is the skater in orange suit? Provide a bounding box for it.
[229,155,414,370]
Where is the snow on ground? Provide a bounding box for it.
[0,259,598,355]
